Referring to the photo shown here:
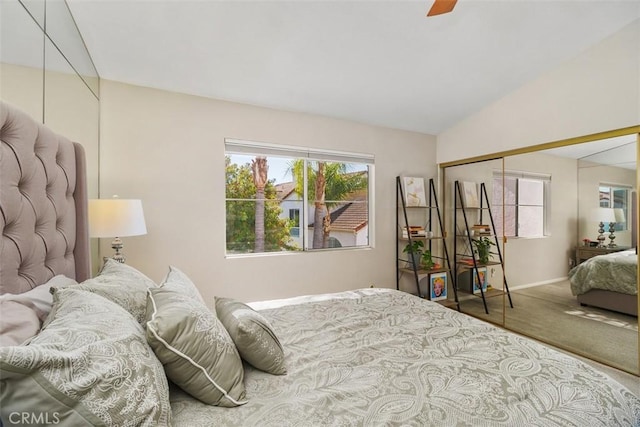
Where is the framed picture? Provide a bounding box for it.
[472,267,488,294]
[403,177,426,207]
[429,272,447,301]
[462,181,479,208]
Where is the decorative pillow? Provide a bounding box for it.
[0,287,171,426]
[0,275,77,346]
[216,297,287,375]
[160,266,206,304]
[145,286,247,407]
[53,259,157,324]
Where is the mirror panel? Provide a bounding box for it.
[19,0,45,27]
[45,0,99,96]
[2,0,101,275]
[44,36,99,199]
[0,0,44,120]
[443,131,638,375]
[502,136,638,375]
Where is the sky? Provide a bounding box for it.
[229,154,368,185]
[229,154,294,184]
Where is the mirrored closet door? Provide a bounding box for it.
[443,129,639,375]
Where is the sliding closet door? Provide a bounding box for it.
[502,138,638,375]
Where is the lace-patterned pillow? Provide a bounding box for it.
[160,265,206,304]
[216,297,287,375]
[52,259,157,325]
[0,287,171,426]
[145,286,246,407]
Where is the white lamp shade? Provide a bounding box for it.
[614,208,625,223]
[592,207,616,223]
[89,199,147,238]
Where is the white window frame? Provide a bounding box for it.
[493,170,551,238]
[599,183,631,231]
[225,139,375,256]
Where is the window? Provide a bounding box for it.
[492,171,550,238]
[225,139,374,255]
[599,184,630,231]
[289,209,300,237]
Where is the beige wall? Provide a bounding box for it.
[437,20,640,163]
[0,63,43,121]
[99,80,436,304]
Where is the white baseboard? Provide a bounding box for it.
[510,277,568,291]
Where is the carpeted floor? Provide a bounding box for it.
[458,279,639,374]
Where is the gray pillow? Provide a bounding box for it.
[0,287,171,426]
[216,297,287,375]
[53,259,157,325]
[160,265,206,304]
[146,286,247,407]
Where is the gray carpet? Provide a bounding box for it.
[459,280,639,374]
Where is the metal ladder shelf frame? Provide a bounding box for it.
[453,180,513,314]
[396,176,458,310]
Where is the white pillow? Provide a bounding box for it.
[0,275,77,346]
[0,301,40,346]
[0,275,76,321]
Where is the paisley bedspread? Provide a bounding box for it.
[170,289,640,426]
[569,249,637,296]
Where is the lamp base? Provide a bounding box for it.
[596,221,607,248]
[110,237,126,263]
[607,222,617,248]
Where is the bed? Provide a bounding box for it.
[1,100,640,426]
[569,249,638,316]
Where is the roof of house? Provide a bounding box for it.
[274,183,368,232]
[275,181,296,201]
[327,199,368,233]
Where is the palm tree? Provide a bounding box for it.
[251,156,268,252]
[291,160,368,248]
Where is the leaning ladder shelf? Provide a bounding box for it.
[453,180,513,314]
[396,177,459,310]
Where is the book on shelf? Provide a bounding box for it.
[472,224,491,236]
[402,226,425,238]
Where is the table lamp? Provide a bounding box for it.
[593,207,616,248]
[607,208,626,248]
[88,198,147,263]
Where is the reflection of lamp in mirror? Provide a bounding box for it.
[89,198,147,264]
[593,208,616,248]
[607,208,626,248]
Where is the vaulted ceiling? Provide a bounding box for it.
[66,1,640,135]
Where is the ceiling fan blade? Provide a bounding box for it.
[427,0,458,16]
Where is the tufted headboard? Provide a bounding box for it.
[0,101,91,295]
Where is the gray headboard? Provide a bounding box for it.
[0,101,90,294]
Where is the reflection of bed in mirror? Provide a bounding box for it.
[569,249,638,316]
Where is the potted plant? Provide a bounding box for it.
[421,249,435,270]
[472,236,495,264]
[403,240,424,269]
